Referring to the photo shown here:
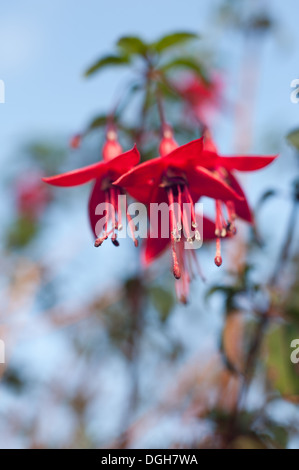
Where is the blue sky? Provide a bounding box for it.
[0,1,208,148]
[1,0,299,160]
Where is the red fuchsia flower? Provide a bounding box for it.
[175,73,223,126]
[15,172,51,221]
[143,212,218,303]
[114,126,242,303]
[42,127,140,247]
[199,130,278,266]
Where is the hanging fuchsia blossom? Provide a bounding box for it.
[43,127,140,247]
[115,126,242,302]
[199,130,277,266]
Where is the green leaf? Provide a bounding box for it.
[149,286,175,322]
[286,128,299,150]
[258,419,289,448]
[84,54,130,77]
[86,114,108,132]
[117,36,148,56]
[7,217,38,248]
[161,57,208,81]
[153,32,199,53]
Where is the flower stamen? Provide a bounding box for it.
[167,188,181,279]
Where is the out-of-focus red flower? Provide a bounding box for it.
[176,73,223,126]
[69,134,82,149]
[115,126,242,302]
[43,126,140,247]
[15,173,50,220]
[200,130,278,266]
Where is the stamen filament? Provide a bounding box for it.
[105,191,110,234]
[177,185,183,232]
[167,188,181,279]
[182,197,192,242]
[109,187,116,237]
[116,189,123,231]
[184,186,197,228]
[126,202,138,247]
[168,187,180,240]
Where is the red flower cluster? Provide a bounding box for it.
[43,125,276,302]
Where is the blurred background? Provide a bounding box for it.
[1,0,299,449]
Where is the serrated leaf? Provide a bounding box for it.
[117,36,148,56]
[153,32,199,53]
[286,128,299,149]
[84,55,130,77]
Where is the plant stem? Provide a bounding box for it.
[270,199,299,285]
